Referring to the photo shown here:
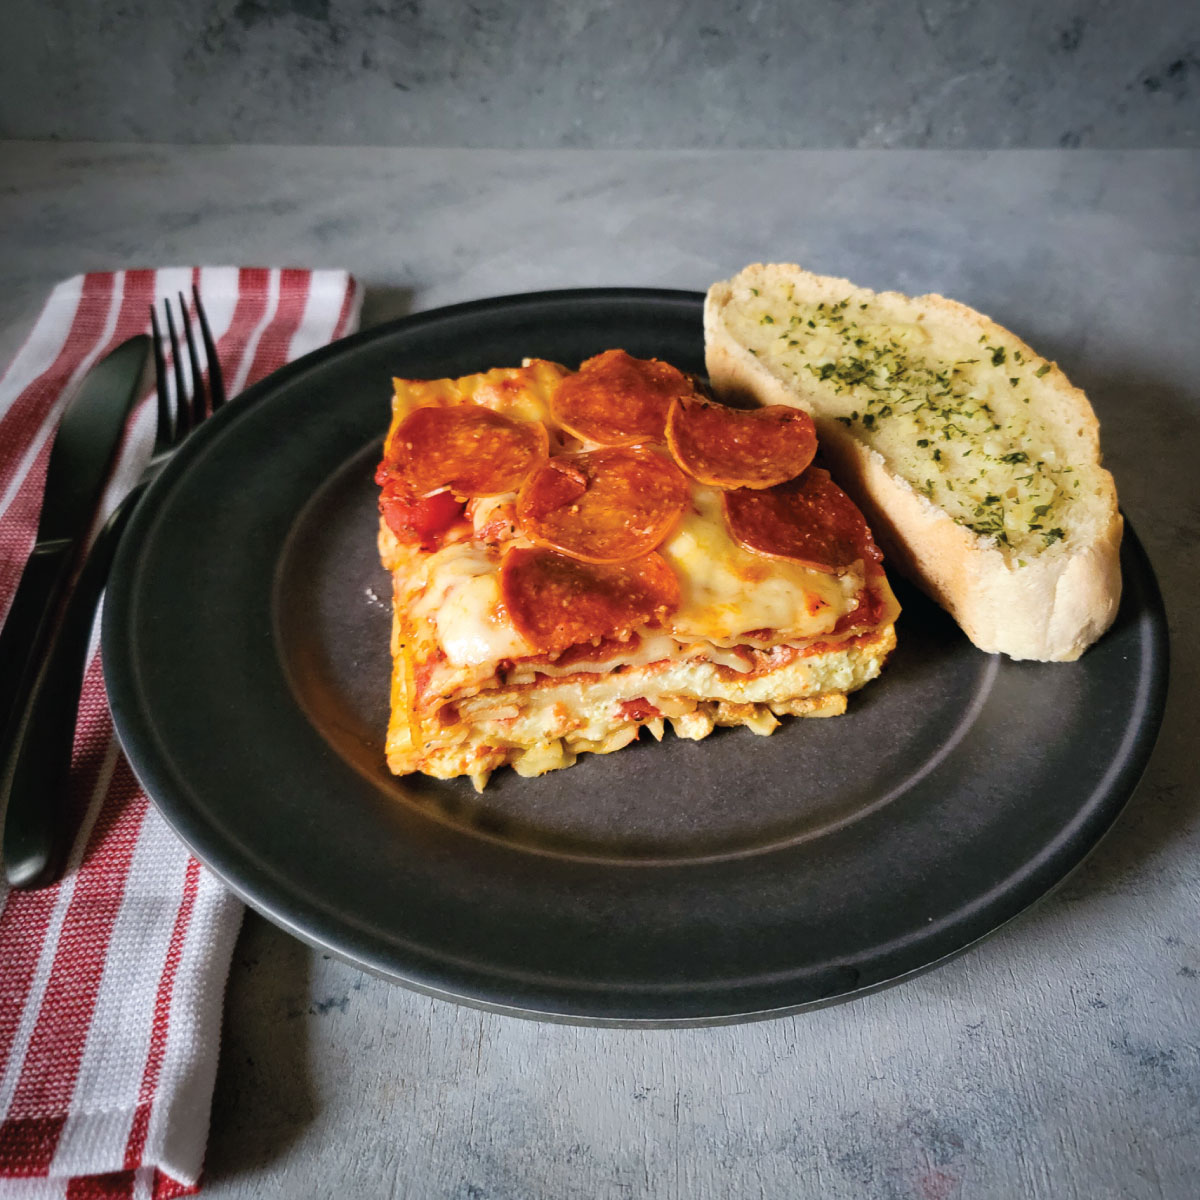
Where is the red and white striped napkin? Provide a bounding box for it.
[0,267,363,1198]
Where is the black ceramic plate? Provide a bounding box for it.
[104,289,1168,1025]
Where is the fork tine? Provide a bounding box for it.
[179,291,207,427]
[193,284,226,411]
[164,299,191,438]
[149,305,172,449]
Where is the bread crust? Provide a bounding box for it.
[704,264,1123,662]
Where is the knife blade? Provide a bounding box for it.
[0,334,150,741]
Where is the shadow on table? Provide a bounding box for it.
[205,913,319,1181]
[359,285,416,331]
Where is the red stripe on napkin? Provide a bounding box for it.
[66,1173,134,1199]
[0,266,361,1196]
[243,267,311,385]
[332,279,360,341]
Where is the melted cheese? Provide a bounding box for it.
[389,360,568,446]
[660,485,862,644]
[408,543,533,667]
[468,493,518,541]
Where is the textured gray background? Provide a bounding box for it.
[1,144,1196,1198]
[1,0,1199,147]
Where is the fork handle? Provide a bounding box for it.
[1,487,144,889]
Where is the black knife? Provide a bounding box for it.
[0,335,150,745]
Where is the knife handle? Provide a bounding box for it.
[0,541,75,740]
[1,493,141,889]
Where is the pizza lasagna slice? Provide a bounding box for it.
[375,350,899,790]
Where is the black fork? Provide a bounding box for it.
[149,285,227,466]
[1,287,227,889]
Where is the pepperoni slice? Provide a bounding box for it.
[500,547,680,656]
[516,447,690,564]
[550,349,693,446]
[666,397,817,489]
[389,403,548,498]
[723,468,885,573]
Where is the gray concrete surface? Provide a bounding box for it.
[1,0,1198,147]
[0,144,1197,1198]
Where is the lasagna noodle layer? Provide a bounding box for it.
[386,622,896,790]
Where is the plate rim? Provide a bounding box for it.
[102,287,1172,1026]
